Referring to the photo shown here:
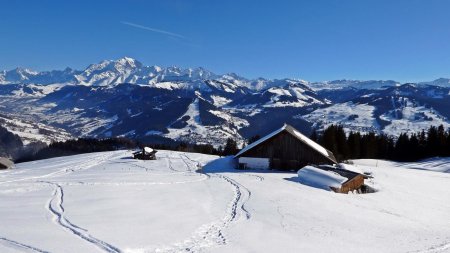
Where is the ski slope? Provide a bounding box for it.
[0,151,449,253]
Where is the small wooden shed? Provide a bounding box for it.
[0,157,14,170]
[322,167,365,193]
[298,165,367,194]
[235,124,337,171]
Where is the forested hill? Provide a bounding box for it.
[0,125,23,158]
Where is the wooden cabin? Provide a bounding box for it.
[235,124,337,171]
[133,147,157,160]
[298,165,366,193]
[0,157,13,170]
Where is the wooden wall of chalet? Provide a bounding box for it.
[240,131,333,170]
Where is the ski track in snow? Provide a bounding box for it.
[0,152,113,185]
[148,154,251,253]
[179,153,252,221]
[44,181,122,253]
[0,237,50,253]
[411,241,450,253]
[238,173,265,181]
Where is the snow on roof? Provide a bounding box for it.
[297,166,348,190]
[338,163,365,174]
[144,147,154,153]
[291,128,328,157]
[234,126,285,157]
[235,124,335,162]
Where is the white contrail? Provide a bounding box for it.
[121,21,186,39]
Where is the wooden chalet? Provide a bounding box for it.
[133,147,157,160]
[235,124,337,171]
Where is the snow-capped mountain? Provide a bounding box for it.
[1,57,449,146]
[0,67,79,85]
[419,78,450,88]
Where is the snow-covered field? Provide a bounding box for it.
[1,150,449,253]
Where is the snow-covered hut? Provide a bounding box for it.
[133,147,157,160]
[297,165,366,193]
[0,157,14,170]
[234,124,337,170]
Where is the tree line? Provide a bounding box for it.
[311,124,450,162]
[15,138,138,162]
[8,124,450,163]
[14,137,240,163]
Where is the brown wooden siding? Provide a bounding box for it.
[333,175,365,193]
[240,131,334,170]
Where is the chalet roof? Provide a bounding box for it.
[0,157,14,169]
[235,124,337,163]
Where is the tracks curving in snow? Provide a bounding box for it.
[0,237,50,253]
[150,155,251,253]
[412,241,450,253]
[239,173,264,181]
[44,181,122,253]
[0,152,113,186]
[212,174,252,221]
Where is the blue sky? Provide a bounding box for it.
[1,0,450,82]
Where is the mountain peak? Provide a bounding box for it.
[116,56,142,68]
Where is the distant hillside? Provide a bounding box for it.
[1,57,449,146]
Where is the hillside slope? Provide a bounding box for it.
[0,151,449,252]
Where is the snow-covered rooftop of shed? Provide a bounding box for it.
[235,124,331,159]
[297,166,348,190]
[144,147,154,153]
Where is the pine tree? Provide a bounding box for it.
[437,125,447,157]
[394,133,410,161]
[222,138,238,156]
[361,132,377,158]
[310,130,319,143]
[427,126,439,157]
[418,130,427,160]
[376,134,394,160]
[320,125,339,160]
[247,135,261,145]
[409,134,420,160]
[446,129,450,157]
[335,125,350,160]
[347,131,361,159]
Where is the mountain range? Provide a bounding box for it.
[1,57,449,147]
